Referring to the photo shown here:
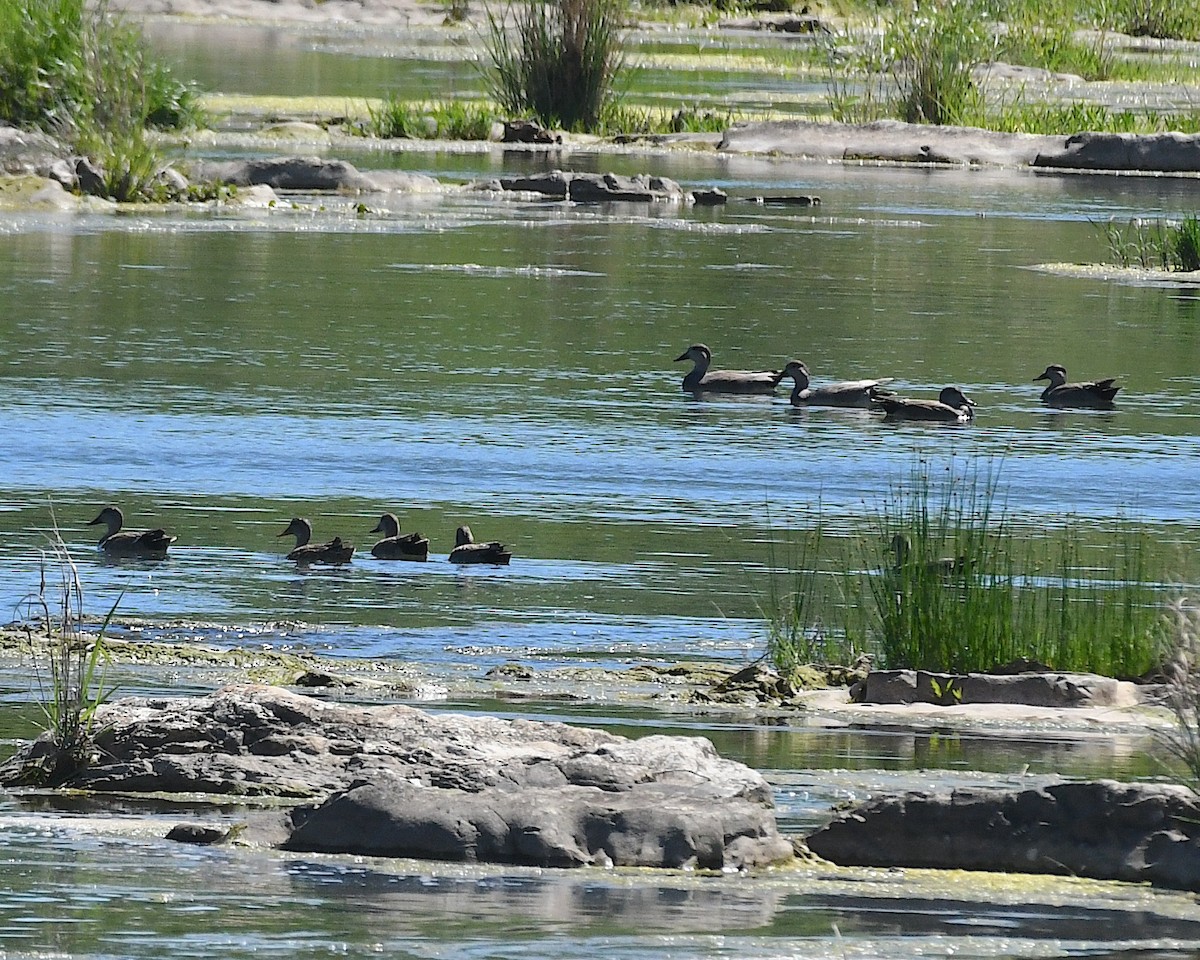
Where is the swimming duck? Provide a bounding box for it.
[675,343,784,395]
[278,517,354,565]
[872,386,976,423]
[1033,364,1120,408]
[370,512,429,561]
[448,525,512,565]
[87,505,176,559]
[890,533,972,576]
[782,360,895,408]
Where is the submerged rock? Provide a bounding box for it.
[2,684,792,870]
[807,779,1200,892]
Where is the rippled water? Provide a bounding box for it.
[1,17,1199,960]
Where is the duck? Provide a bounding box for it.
[782,360,895,408]
[448,525,512,565]
[369,512,429,561]
[278,517,354,565]
[1033,364,1120,408]
[890,533,972,577]
[675,343,784,395]
[87,505,176,559]
[872,386,976,423]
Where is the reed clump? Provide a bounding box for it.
[3,531,118,788]
[765,459,1166,679]
[481,0,627,132]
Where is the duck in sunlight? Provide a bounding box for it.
[448,525,512,565]
[278,517,354,565]
[369,512,430,561]
[871,386,976,423]
[782,360,895,408]
[674,343,784,395]
[1033,364,1120,408]
[87,505,176,560]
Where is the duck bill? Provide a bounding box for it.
[86,512,104,526]
[674,351,689,362]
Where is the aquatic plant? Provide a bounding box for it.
[857,458,1018,673]
[0,0,201,134]
[1158,597,1200,788]
[765,457,1166,678]
[1096,216,1200,272]
[365,97,500,140]
[6,527,119,787]
[0,0,202,200]
[763,514,858,678]
[886,0,994,125]
[481,0,627,132]
[1103,0,1200,41]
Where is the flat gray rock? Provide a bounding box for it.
[856,669,1142,707]
[719,119,1064,167]
[807,779,1200,891]
[2,685,791,869]
[187,156,441,193]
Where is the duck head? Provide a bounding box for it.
[87,505,124,535]
[674,344,711,366]
[279,517,313,547]
[1033,364,1068,387]
[938,386,976,409]
[781,360,811,388]
[454,525,475,547]
[371,513,401,537]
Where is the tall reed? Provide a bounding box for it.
[481,0,627,131]
[9,528,119,786]
[765,457,1166,678]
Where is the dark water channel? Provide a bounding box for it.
[1,17,1200,960]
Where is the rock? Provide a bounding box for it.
[690,187,728,206]
[166,823,230,844]
[720,119,1064,168]
[75,157,107,197]
[259,120,331,142]
[807,779,1200,891]
[0,124,64,173]
[503,120,560,144]
[481,170,690,203]
[188,156,377,192]
[284,770,792,869]
[0,685,791,869]
[857,669,1142,707]
[1035,131,1200,172]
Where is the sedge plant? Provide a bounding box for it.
[7,529,120,786]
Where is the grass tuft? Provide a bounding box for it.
[481,0,627,132]
[4,523,119,787]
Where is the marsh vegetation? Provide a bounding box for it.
[766,459,1168,679]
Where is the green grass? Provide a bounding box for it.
[365,97,500,140]
[0,0,202,201]
[765,458,1167,678]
